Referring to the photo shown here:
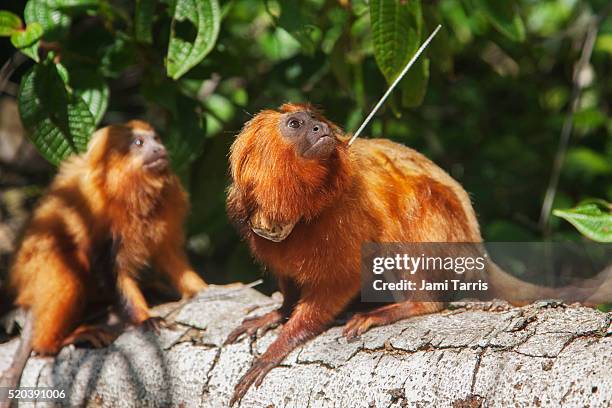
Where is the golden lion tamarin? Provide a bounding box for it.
[223,103,604,404]
[0,121,207,395]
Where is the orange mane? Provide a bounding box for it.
[229,105,353,223]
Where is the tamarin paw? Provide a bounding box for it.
[230,358,280,405]
[141,316,176,334]
[62,324,121,349]
[224,310,284,345]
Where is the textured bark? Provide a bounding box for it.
[0,284,610,408]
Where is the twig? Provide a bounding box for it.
[0,52,27,95]
[538,5,611,234]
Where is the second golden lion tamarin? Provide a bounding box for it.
[0,120,207,396]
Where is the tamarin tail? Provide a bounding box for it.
[485,262,611,306]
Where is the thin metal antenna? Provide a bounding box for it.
[348,24,442,146]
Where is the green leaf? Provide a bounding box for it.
[24,0,70,40]
[18,60,95,165]
[401,57,429,107]
[69,68,109,125]
[166,0,221,80]
[10,22,43,62]
[370,0,422,84]
[24,0,98,40]
[135,0,157,43]
[473,0,525,42]
[553,200,612,243]
[0,11,23,36]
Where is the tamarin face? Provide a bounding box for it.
[229,103,352,225]
[128,125,169,173]
[279,110,336,159]
[88,120,169,176]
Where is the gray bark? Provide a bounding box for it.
[0,284,610,408]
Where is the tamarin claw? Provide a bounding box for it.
[61,324,121,349]
[224,310,285,345]
[230,359,280,406]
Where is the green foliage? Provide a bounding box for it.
[25,0,72,41]
[0,11,23,36]
[1,0,610,282]
[69,68,109,125]
[166,0,221,79]
[19,57,95,165]
[10,22,43,62]
[553,200,612,243]
[370,0,425,107]
[0,10,43,61]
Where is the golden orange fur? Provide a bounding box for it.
[225,103,487,403]
[9,120,206,355]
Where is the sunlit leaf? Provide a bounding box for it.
[18,60,95,165]
[370,0,422,84]
[24,0,98,40]
[24,0,70,40]
[10,22,43,62]
[166,0,220,79]
[0,11,22,36]
[70,68,109,125]
[553,200,612,243]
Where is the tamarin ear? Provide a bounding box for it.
[85,127,111,166]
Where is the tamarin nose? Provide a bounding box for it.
[153,146,167,157]
[313,122,330,135]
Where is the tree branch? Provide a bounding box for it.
[0,285,610,407]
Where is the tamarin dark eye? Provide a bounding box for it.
[134,138,144,147]
[288,119,301,129]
